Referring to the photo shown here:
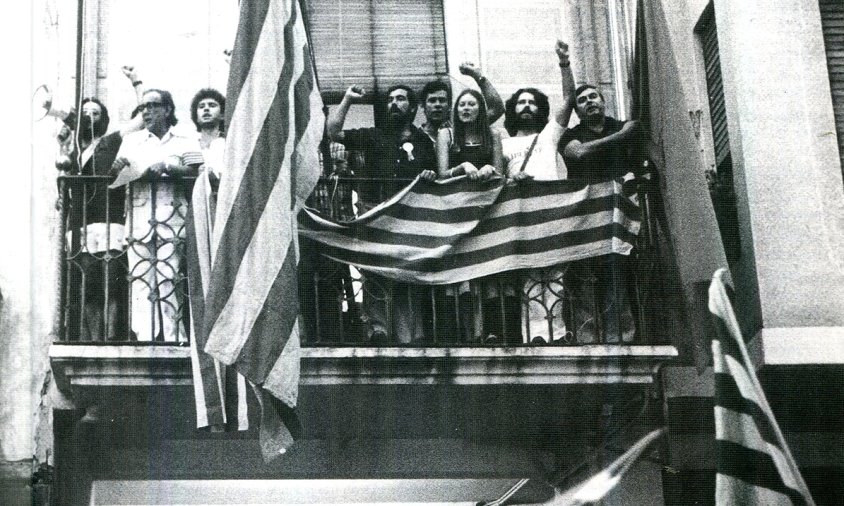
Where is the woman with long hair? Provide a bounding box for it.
[436,88,503,180]
[433,89,514,343]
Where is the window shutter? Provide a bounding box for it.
[701,13,729,167]
[820,0,844,174]
[305,0,447,103]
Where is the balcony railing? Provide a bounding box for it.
[55,172,667,347]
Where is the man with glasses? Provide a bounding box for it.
[112,89,200,342]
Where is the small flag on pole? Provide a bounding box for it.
[201,0,324,461]
[483,428,665,506]
[709,268,815,505]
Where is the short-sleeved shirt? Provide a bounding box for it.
[501,122,567,180]
[341,125,437,203]
[559,116,639,183]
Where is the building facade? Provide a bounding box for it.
[1,0,843,504]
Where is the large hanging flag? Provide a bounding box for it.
[299,174,641,285]
[709,268,815,505]
[186,172,249,432]
[201,0,324,460]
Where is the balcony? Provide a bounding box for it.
[50,172,677,393]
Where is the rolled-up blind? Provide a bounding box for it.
[304,0,448,103]
[820,0,844,175]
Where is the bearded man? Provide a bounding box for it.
[326,84,438,344]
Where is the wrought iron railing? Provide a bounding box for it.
[55,173,666,346]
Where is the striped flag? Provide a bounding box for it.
[186,172,249,432]
[299,174,641,284]
[201,0,324,460]
[709,268,815,505]
[482,428,665,506]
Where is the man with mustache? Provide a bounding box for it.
[57,66,145,341]
[497,41,576,345]
[501,41,574,182]
[112,88,201,342]
[326,85,438,344]
[418,62,504,143]
[559,67,643,344]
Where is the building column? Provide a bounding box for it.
[715,0,844,363]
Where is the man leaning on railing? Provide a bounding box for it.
[111,88,201,343]
[559,73,644,343]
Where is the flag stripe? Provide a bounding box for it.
[299,177,640,284]
[225,0,272,123]
[716,474,795,505]
[203,0,323,460]
[714,371,780,446]
[213,0,297,256]
[715,407,800,493]
[709,268,815,505]
[302,221,637,275]
[229,234,300,382]
[716,440,808,505]
[186,176,226,428]
[206,1,300,333]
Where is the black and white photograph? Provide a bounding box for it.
[1,0,843,504]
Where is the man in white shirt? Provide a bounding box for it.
[113,88,200,342]
[499,41,576,344]
[501,41,575,181]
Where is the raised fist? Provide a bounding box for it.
[458,62,482,80]
[121,65,138,81]
[555,40,570,67]
[346,85,365,100]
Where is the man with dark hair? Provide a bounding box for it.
[56,66,145,341]
[189,88,226,179]
[559,65,643,344]
[419,62,504,142]
[326,83,438,344]
[112,88,201,342]
[501,42,572,182]
[560,84,641,182]
[327,83,437,207]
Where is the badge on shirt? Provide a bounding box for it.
[401,142,415,162]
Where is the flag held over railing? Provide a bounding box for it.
[201,0,324,461]
[709,268,815,505]
[300,174,642,285]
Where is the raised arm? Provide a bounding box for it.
[459,62,504,124]
[554,40,576,129]
[118,65,145,136]
[327,85,364,142]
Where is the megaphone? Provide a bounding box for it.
[32,84,72,122]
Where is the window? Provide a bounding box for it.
[304,0,448,104]
[698,5,740,264]
[820,0,844,181]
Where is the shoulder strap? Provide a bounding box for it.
[519,133,540,173]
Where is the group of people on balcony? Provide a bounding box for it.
[323,40,643,346]
[56,67,227,342]
[56,38,641,346]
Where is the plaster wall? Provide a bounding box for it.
[715,0,844,330]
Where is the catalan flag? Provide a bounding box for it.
[709,268,815,505]
[299,174,641,284]
[186,172,249,432]
[201,0,324,460]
